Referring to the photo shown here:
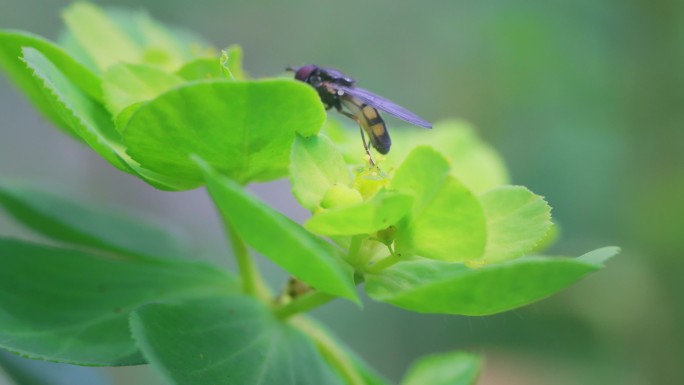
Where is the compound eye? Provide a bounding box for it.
[294,65,317,82]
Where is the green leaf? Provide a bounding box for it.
[197,160,358,302]
[323,119,509,193]
[20,47,130,172]
[305,190,414,236]
[290,134,352,211]
[124,79,326,188]
[62,2,141,71]
[0,238,236,365]
[221,45,246,80]
[390,147,487,262]
[401,351,481,385]
[59,6,213,73]
[0,30,102,134]
[365,247,619,315]
[117,10,203,70]
[176,57,225,81]
[102,63,184,121]
[386,120,509,193]
[530,221,560,254]
[131,296,344,385]
[0,180,188,259]
[477,186,553,264]
[0,350,112,385]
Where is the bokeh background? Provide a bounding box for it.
[1,0,683,384]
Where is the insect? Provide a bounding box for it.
[287,65,431,164]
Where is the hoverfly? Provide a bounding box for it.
[287,65,431,164]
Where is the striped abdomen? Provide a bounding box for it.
[340,95,391,154]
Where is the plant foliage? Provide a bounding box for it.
[0,3,618,384]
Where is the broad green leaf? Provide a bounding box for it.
[59,7,212,73]
[365,247,619,315]
[62,2,141,71]
[477,186,552,264]
[390,147,487,262]
[102,63,184,120]
[0,30,101,100]
[0,181,188,259]
[124,79,326,187]
[290,134,352,211]
[114,101,145,132]
[57,29,101,76]
[305,190,414,236]
[123,12,197,70]
[104,7,213,68]
[20,47,130,172]
[530,221,560,254]
[0,350,113,385]
[402,351,481,385]
[176,57,224,81]
[131,297,343,385]
[197,160,358,302]
[0,239,236,365]
[0,30,102,135]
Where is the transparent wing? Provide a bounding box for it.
[331,84,432,128]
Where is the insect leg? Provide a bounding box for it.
[336,107,376,167]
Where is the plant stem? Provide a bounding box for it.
[274,290,335,320]
[346,235,365,267]
[225,223,270,302]
[291,317,365,385]
[367,254,402,273]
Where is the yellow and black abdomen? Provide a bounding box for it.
[340,96,391,154]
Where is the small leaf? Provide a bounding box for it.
[290,134,352,211]
[0,29,102,134]
[401,351,481,385]
[102,62,184,121]
[62,2,141,71]
[20,47,130,172]
[0,239,236,365]
[0,180,189,259]
[197,159,358,302]
[131,297,344,385]
[176,57,224,81]
[477,186,553,264]
[365,247,620,315]
[305,190,414,236]
[390,147,487,262]
[124,79,326,188]
[221,44,246,80]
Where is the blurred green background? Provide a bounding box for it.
[1,0,683,384]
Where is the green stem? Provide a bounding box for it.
[225,223,270,302]
[291,317,365,385]
[274,291,335,320]
[367,254,401,273]
[346,235,365,267]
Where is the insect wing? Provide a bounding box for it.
[319,67,356,85]
[332,84,432,128]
